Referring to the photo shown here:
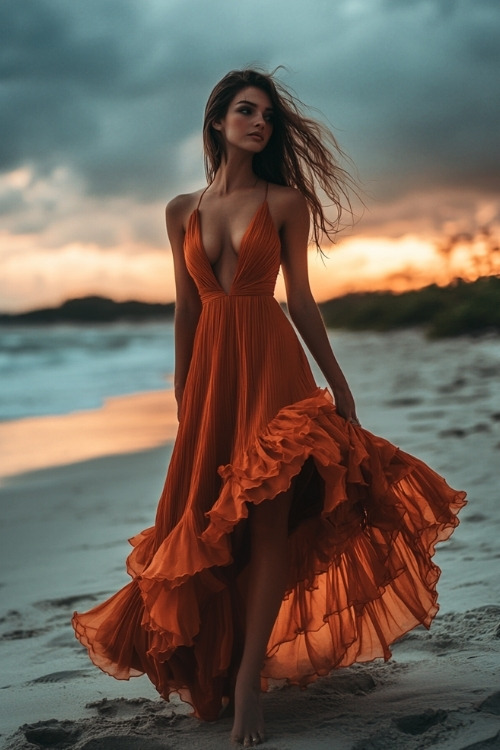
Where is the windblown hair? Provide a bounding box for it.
[203,68,358,249]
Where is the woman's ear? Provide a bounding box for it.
[212,119,222,132]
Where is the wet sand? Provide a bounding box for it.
[0,390,178,482]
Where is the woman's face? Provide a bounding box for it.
[214,86,274,153]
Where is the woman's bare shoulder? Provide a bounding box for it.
[268,184,308,225]
[165,189,205,229]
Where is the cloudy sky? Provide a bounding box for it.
[1,0,499,311]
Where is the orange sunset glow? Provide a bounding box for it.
[1,224,494,314]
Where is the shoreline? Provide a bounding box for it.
[0,389,178,483]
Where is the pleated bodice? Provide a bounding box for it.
[180,199,319,461]
[184,199,280,301]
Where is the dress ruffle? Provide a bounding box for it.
[72,388,465,720]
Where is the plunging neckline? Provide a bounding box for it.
[193,199,269,296]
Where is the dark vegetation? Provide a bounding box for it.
[319,276,500,338]
[0,296,175,324]
[0,277,499,338]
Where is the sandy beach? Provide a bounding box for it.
[1,329,500,750]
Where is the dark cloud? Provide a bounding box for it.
[0,0,499,242]
[298,0,500,198]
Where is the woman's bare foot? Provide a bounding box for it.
[230,680,266,746]
[230,491,292,745]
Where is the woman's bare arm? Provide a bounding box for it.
[165,195,202,420]
[279,190,359,423]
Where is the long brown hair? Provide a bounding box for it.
[203,68,358,249]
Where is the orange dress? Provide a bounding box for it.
[72,192,466,721]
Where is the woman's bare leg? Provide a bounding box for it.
[231,489,292,746]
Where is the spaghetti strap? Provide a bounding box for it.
[197,185,210,209]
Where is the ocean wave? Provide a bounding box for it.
[0,322,175,421]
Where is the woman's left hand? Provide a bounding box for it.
[333,384,361,427]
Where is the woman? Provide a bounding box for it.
[73,69,466,747]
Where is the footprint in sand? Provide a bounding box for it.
[392,708,448,735]
[23,720,81,749]
[0,608,21,622]
[86,697,152,718]
[14,701,182,750]
[438,427,468,438]
[0,608,50,641]
[464,512,488,523]
[28,668,90,684]
[34,592,110,610]
[384,397,424,407]
[353,708,452,750]
[0,626,48,640]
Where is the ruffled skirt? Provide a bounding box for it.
[72,388,465,721]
